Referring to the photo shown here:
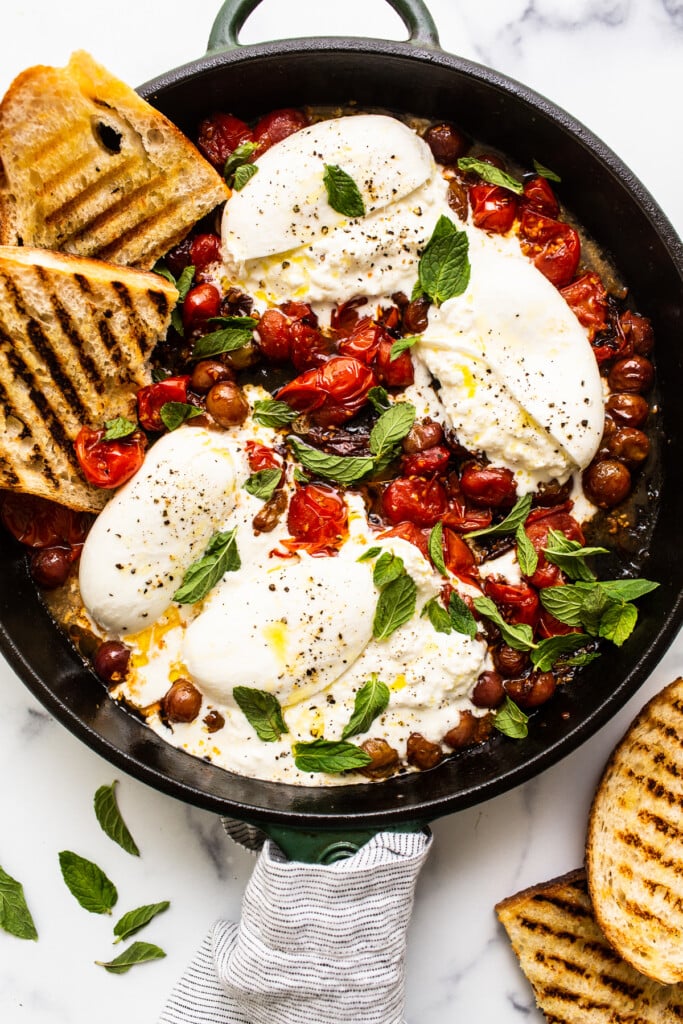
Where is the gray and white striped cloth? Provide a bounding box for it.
[158,823,432,1024]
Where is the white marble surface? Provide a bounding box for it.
[0,1,682,1021]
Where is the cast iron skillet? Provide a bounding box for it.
[1,0,682,855]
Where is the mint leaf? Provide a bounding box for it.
[389,336,420,361]
[464,494,532,539]
[293,739,372,773]
[533,159,561,182]
[599,602,638,646]
[369,403,416,462]
[252,399,298,428]
[596,579,659,602]
[96,941,166,974]
[544,530,608,582]
[516,523,538,577]
[288,437,374,485]
[244,469,283,502]
[341,675,390,740]
[233,163,258,191]
[428,521,447,575]
[357,546,381,563]
[449,591,477,638]
[224,140,258,183]
[457,157,523,194]
[173,528,240,604]
[494,696,529,739]
[93,782,140,857]
[0,866,38,940]
[323,164,365,218]
[531,633,591,671]
[421,597,452,634]
[113,901,170,944]
[233,687,288,742]
[372,551,405,588]
[472,596,536,651]
[367,386,391,413]
[59,852,118,915]
[539,585,587,628]
[104,417,136,441]
[539,578,658,640]
[192,322,254,360]
[417,215,470,305]
[566,650,601,667]
[160,402,203,432]
[373,573,417,640]
[154,262,194,337]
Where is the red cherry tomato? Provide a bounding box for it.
[277,356,376,426]
[256,309,292,362]
[443,528,477,581]
[286,483,348,554]
[442,474,493,532]
[74,428,146,489]
[290,321,331,372]
[522,176,559,217]
[382,476,448,528]
[330,297,365,337]
[137,376,191,432]
[460,464,517,507]
[0,492,91,548]
[189,233,222,269]
[401,445,451,478]
[197,112,254,169]
[538,607,581,638]
[484,578,540,628]
[374,338,415,387]
[338,318,383,365]
[183,283,221,329]
[280,300,318,327]
[519,210,580,288]
[560,271,609,341]
[246,441,281,472]
[524,509,585,589]
[470,183,518,234]
[377,522,430,559]
[253,108,308,154]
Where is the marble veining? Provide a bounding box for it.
[0,1,682,1022]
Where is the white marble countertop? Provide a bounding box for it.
[0,1,682,1021]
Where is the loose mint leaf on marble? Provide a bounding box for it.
[96,941,166,974]
[341,675,390,740]
[59,851,118,915]
[94,782,140,857]
[0,865,38,940]
[113,901,170,944]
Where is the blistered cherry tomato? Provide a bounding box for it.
[290,321,331,372]
[137,376,190,432]
[423,122,469,164]
[469,183,518,234]
[460,464,517,508]
[524,509,584,589]
[374,338,415,387]
[246,441,281,472]
[378,522,430,559]
[0,492,91,548]
[443,528,477,580]
[401,445,451,477]
[522,176,559,217]
[382,476,448,528]
[538,607,580,638]
[442,477,493,533]
[338,318,383,365]
[197,112,253,169]
[280,300,318,326]
[256,309,292,362]
[560,271,609,340]
[484,578,540,628]
[29,547,72,589]
[190,233,222,269]
[519,210,580,288]
[183,283,221,328]
[286,483,348,554]
[74,427,146,489]
[253,108,307,154]
[277,356,376,426]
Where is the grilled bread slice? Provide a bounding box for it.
[0,245,177,512]
[586,678,683,985]
[0,51,230,269]
[496,869,683,1022]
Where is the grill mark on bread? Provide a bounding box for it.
[638,807,683,843]
[43,156,142,234]
[533,893,593,921]
[623,765,682,806]
[93,189,213,265]
[67,178,183,253]
[35,264,103,394]
[0,335,77,459]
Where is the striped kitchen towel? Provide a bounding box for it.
[158,827,432,1024]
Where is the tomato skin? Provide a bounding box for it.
[443,528,477,581]
[377,522,429,559]
[253,108,307,154]
[197,112,254,169]
[523,176,559,217]
[470,183,518,234]
[382,476,448,528]
[0,492,91,548]
[256,309,292,362]
[286,483,348,554]
[519,210,580,288]
[374,338,415,387]
[338,318,383,365]
[280,301,318,327]
[560,271,609,340]
[189,233,222,269]
[442,474,493,532]
[137,376,191,432]
[277,356,376,426]
[183,283,221,328]
[538,607,580,638]
[484,578,540,628]
[246,441,281,472]
[290,321,331,372]
[524,509,585,590]
[401,445,451,478]
[74,428,146,489]
[460,464,517,508]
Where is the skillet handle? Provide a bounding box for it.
[261,819,427,863]
[207,0,441,53]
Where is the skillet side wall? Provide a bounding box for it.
[0,41,681,828]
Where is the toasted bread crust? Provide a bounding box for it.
[586,678,683,985]
[0,51,230,269]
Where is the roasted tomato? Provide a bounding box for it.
[338,318,383,365]
[469,183,518,234]
[519,210,580,288]
[538,607,581,638]
[137,376,191,432]
[523,508,585,589]
[442,528,478,581]
[286,483,348,554]
[401,445,451,477]
[443,474,493,532]
[460,464,517,508]
[74,428,146,489]
[374,338,415,387]
[0,492,91,548]
[289,321,331,372]
[277,356,376,426]
[560,271,609,340]
[382,476,448,528]
[484,578,540,628]
[189,233,222,269]
[256,309,292,362]
[378,522,430,559]
[245,441,281,472]
[196,112,254,169]
[253,108,307,154]
[182,283,221,328]
[522,176,559,217]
